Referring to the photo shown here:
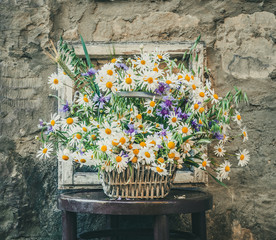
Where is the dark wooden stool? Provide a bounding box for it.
[58,188,213,240]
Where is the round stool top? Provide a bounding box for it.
[58,188,213,215]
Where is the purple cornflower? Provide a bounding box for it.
[213,132,224,140]
[45,125,53,134]
[38,119,44,128]
[60,101,70,113]
[155,82,170,95]
[125,124,137,135]
[160,96,175,109]
[156,107,170,118]
[158,125,169,137]
[115,63,129,71]
[93,93,111,109]
[81,68,97,77]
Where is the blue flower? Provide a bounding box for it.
[81,68,97,76]
[115,63,129,71]
[155,82,170,95]
[60,101,70,113]
[93,93,111,109]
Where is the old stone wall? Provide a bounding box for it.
[0,0,275,239]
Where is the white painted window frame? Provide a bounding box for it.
[58,41,208,189]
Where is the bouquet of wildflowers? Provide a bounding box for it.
[37,37,249,184]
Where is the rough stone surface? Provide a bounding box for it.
[0,0,276,239]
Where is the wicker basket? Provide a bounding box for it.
[101,164,177,199]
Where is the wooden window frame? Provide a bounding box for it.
[58,41,208,189]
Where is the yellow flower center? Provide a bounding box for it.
[240,154,245,160]
[185,75,190,82]
[53,78,59,84]
[107,70,113,76]
[168,153,175,159]
[168,141,175,149]
[83,96,89,102]
[125,77,132,84]
[66,118,73,125]
[80,158,86,163]
[150,101,156,107]
[140,142,146,147]
[136,114,142,120]
[157,54,162,59]
[120,137,126,145]
[213,94,219,100]
[191,75,194,80]
[199,92,205,98]
[157,157,165,163]
[116,156,122,162]
[172,117,177,123]
[106,81,113,89]
[156,123,160,127]
[145,152,151,158]
[111,58,116,63]
[199,119,203,125]
[182,127,188,134]
[62,155,69,160]
[82,127,87,132]
[199,107,205,113]
[147,110,152,114]
[101,145,107,152]
[128,144,133,149]
[63,72,67,75]
[42,148,48,154]
[105,128,112,135]
[91,134,96,140]
[147,77,153,84]
[202,161,207,167]
[112,140,119,146]
[131,156,138,163]
[141,60,146,65]
[156,167,163,173]
[243,131,247,137]
[76,133,82,139]
[50,120,55,126]
[153,67,158,72]
[237,115,241,120]
[192,84,196,90]
[150,140,156,145]
[225,165,230,172]
[166,80,172,84]
[218,148,222,152]
[178,75,183,80]
[133,149,139,155]
[194,104,199,110]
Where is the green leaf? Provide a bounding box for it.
[197,138,211,144]
[208,172,228,188]
[80,34,92,68]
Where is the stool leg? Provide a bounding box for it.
[154,215,169,240]
[62,211,77,240]
[192,212,206,240]
[106,215,119,240]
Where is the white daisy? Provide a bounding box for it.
[151,163,168,176]
[241,127,248,142]
[178,123,192,136]
[67,126,84,147]
[48,72,63,90]
[48,113,60,132]
[102,160,114,172]
[61,116,79,130]
[58,148,72,162]
[76,92,92,107]
[214,144,226,157]
[216,161,231,181]
[168,112,179,127]
[145,97,157,112]
[114,154,129,173]
[97,139,112,153]
[236,149,250,167]
[233,110,242,126]
[139,71,160,92]
[37,143,53,160]
[209,89,222,104]
[138,148,155,165]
